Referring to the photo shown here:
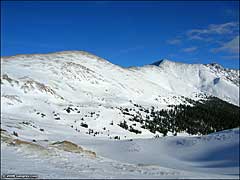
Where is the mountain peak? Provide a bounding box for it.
[1,50,96,59]
[150,59,186,67]
[151,60,225,69]
[206,62,224,69]
[1,50,109,64]
[150,59,175,66]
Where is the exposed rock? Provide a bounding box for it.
[50,140,96,158]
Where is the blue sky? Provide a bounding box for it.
[1,1,239,69]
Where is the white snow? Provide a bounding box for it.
[1,51,239,178]
[1,128,239,179]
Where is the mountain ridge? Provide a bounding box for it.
[1,50,239,71]
[1,50,239,107]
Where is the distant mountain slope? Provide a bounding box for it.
[1,51,239,106]
[1,50,239,139]
[149,59,239,105]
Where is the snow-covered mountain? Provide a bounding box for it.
[1,51,239,106]
[1,50,239,137]
[1,50,239,178]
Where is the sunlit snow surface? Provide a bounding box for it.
[1,51,239,178]
[1,128,239,179]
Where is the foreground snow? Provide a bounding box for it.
[1,128,239,179]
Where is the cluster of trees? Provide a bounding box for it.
[119,120,128,130]
[129,126,142,134]
[128,97,239,136]
[118,120,142,134]
[80,122,88,128]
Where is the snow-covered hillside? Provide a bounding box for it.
[1,50,239,178]
[1,51,239,107]
[1,126,239,178]
[1,51,239,138]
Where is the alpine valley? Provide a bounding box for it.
[1,51,239,179]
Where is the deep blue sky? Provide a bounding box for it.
[1,1,239,69]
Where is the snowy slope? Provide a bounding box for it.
[1,126,239,179]
[88,128,239,177]
[149,59,239,105]
[1,51,239,178]
[1,51,239,139]
[1,51,239,107]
